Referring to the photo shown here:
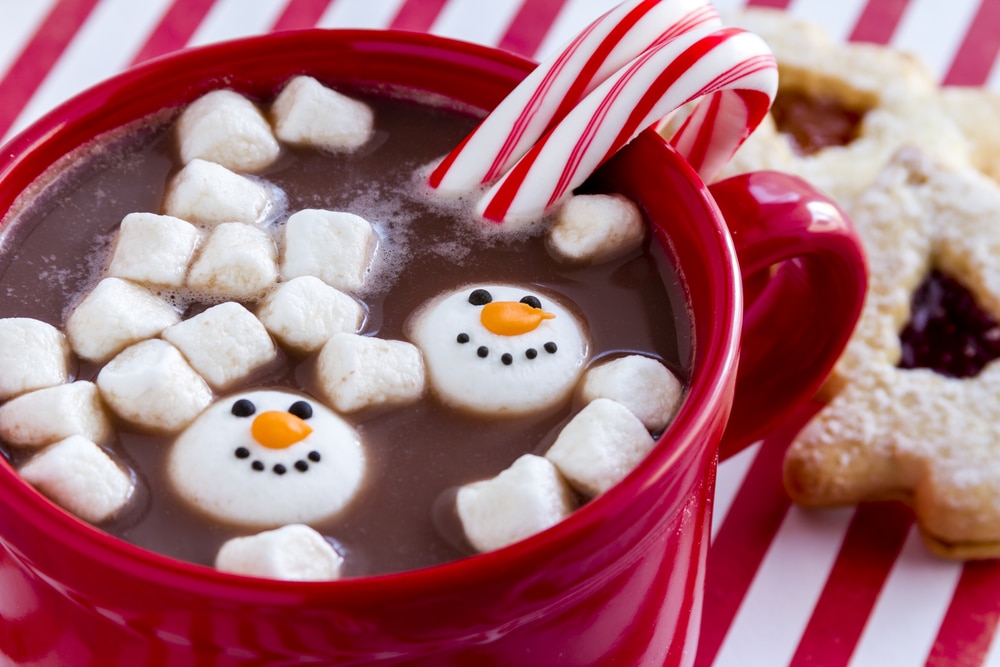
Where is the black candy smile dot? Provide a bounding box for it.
[234,447,250,459]
[295,460,309,472]
[273,464,287,475]
[501,353,513,365]
[308,451,321,462]
[544,342,558,354]
[457,333,470,343]
[251,460,265,472]
[231,399,256,417]
[477,346,489,358]
[526,348,538,359]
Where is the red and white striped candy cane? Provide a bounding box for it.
[477,26,777,224]
[428,0,721,194]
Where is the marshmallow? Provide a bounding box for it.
[65,277,181,363]
[579,355,684,432]
[0,318,71,401]
[280,209,375,292]
[162,159,276,226]
[545,398,656,497]
[315,333,425,413]
[456,454,575,553]
[0,382,111,449]
[176,89,281,173]
[271,76,374,152]
[215,524,344,581]
[19,435,134,524]
[406,284,590,415]
[162,302,277,390]
[186,222,278,301]
[168,390,365,527]
[97,339,214,433]
[107,212,200,288]
[257,276,365,354]
[547,194,646,265]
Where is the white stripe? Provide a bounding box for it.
[187,0,287,47]
[5,0,175,142]
[848,529,962,667]
[712,506,853,667]
[317,0,408,29]
[0,0,58,79]
[429,0,522,47]
[712,441,759,542]
[986,53,1000,91]
[533,0,609,61]
[786,0,868,43]
[891,0,980,82]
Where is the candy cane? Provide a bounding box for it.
[428,0,721,194]
[476,26,777,224]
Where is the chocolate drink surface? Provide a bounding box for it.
[0,90,692,576]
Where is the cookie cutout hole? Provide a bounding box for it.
[771,88,869,156]
[898,269,1000,378]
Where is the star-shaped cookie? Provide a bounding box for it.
[784,148,1000,559]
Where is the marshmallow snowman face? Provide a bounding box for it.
[406,284,590,415]
[167,389,364,528]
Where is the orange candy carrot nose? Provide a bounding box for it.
[251,411,313,449]
[480,301,555,336]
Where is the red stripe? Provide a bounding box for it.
[389,0,448,32]
[746,0,792,8]
[271,0,332,32]
[848,0,910,45]
[496,0,569,59]
[943,0,1000,85]
[926,560,1000,666]
[130,0,215,65]
[787,502,913,667]
[0,0,102,140]
[693,401,814,667]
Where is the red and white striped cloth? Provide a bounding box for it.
[2,1,1000,666]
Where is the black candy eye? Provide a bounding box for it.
[468,289,492,306]
[520,295,542,309]
[288,401,313,420]
[231,399,256,417]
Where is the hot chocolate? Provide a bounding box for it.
[0,87,691,576]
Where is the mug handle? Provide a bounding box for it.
[709,171,867,459]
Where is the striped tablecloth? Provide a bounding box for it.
[2,1,1000,666]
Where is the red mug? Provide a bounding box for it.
[0,30,865,666]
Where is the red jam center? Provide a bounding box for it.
[770,89,866,155]
[898,269,1000,378]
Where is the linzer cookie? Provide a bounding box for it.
[784,148,1000,559]
[709,8,973,208]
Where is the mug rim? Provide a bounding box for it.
[0,28,742,600]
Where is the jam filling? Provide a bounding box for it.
[770,88,866,155]
[898,269,1000,378]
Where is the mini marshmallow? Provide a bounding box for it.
[271,76,374,152]
[186,222,278,300]
[215,524,344,581]
[0,318,71,401]
[545,398,656,497]
[107,212,200,288]
[547,194,645,264]
[162,159,275,226]
[0,382,111,449]
[65,277,180,363]
[257,276,365,354]
[456,454,575,553]
[315,333,425,413]
[162,302,277,390]
[19,435,133,524]
[97,339,214,433]
[280,209,375,292]
[579,355,683,432]
[176,89,281,173]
